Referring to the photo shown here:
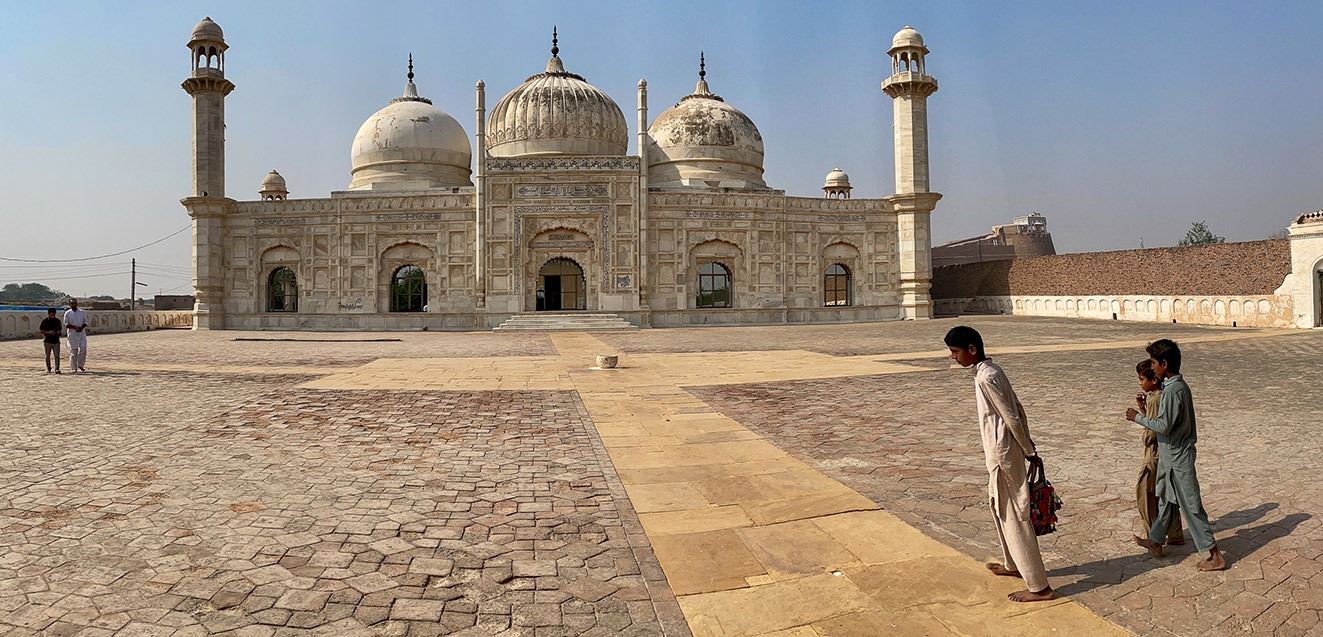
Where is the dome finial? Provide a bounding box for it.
[393,53,432,105]
[691,51,716,98]
[545,26,567,74]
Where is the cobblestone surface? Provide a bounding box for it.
[1,365,679,636]
[691,330,1323,637]
[0,329,555,369]
[596,316,1245,356]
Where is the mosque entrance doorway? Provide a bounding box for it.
[538,258,586,311]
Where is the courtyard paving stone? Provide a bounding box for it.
[0,318,1317,635]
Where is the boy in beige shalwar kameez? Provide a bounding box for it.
[946,326,1054,602]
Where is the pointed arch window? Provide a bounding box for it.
[697,262,732,308]
[825,263,851,307]
[267,267,298,312]
[390,265,427,312]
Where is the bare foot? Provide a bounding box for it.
[1009,587,1056,602]
[985,562,1020,577]
[1197,548,1227,571]
[1133,535,1164,558]
[1165,538,1186,546]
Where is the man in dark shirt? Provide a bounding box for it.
[39,308,62,374]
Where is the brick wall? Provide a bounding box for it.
[931,239,1291,299]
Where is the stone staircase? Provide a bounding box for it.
[492,312,639,332]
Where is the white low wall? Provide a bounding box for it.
[0,310,194,340]
[934,294,1294,328]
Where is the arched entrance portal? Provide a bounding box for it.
[538,258,586,311]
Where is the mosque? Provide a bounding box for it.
[181,18,942,330]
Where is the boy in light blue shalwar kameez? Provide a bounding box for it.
[1125,339,1226,571]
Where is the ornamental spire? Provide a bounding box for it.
[392,52,432,104]
[545,26,566,73]
[684,51,720,101]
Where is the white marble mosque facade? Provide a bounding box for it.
[181,19,942,330]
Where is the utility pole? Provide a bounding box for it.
[131,258,136,309]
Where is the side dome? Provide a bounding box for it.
[487,32,627,157]
[647,56,766,190]
[349,60,472,191]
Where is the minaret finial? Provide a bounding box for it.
[551,26,559,57]
[699,51,706,80]
[407,53,414,83]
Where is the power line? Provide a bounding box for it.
[0,225,191,263]
[11,271,131,282]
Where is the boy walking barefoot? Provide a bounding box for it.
[945,326,1055,602]
[1125,339,1226,571]
[1135,359,1183,546]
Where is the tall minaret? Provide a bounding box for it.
[181,17,234,198]
[882,25,942,320]
[181,17,234,329]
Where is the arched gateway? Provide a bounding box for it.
[538,258,586,311]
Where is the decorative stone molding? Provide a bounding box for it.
[516,205,609,215]
[817,215,867,222]
[515,184,609,199]
[487,157,640,172]
[374,213,443,221]
[1295,210,1323,225]
[256,217,307,226]
[685,211,751,219]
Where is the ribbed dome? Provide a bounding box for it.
[191,17,224,43]
[890,25,926,52]
[348,63,472,191]
[647,57,766,190]
[824,168,851,188]
[487,33,627,157]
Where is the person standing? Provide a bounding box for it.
[39,308,62,374]
[945,325,1055,602]
[63,298,88,373]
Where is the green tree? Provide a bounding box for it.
[0,282,68,304]
[1178,221,1226,246]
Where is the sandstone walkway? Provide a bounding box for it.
[1,318,1319,636]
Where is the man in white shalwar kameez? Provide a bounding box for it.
[946,326,1054,602]
[63,298,88,373]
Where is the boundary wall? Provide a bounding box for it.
[0,311,194,340]
[931,240,1294,328]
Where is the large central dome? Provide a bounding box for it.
[487,31,627,157]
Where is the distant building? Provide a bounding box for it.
[932,212,1056,268]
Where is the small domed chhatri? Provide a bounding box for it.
[191,17,224,42]
[647,53,766,189]
[259,170,287,200]
[823,168,852,199]
[487,28,628,157]
[348,55,473,191]
[891,25,925,51]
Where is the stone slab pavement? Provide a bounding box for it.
[0,318,1318,636]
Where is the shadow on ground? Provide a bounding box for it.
[1048,503,1311,596]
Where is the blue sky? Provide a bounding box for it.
[2,1,1321,297]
